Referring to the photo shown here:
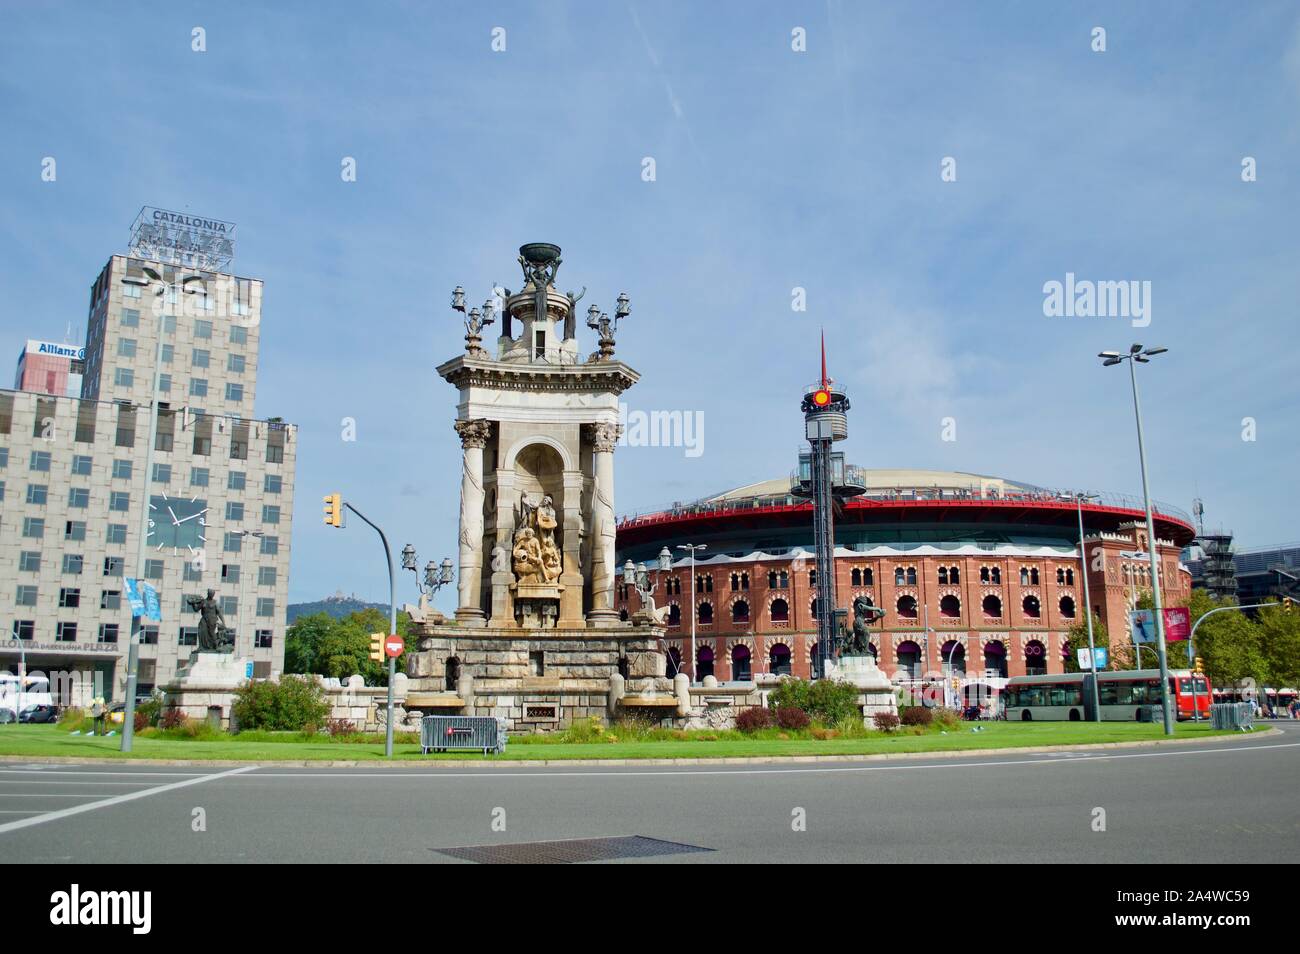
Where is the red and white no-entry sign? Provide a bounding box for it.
[384,634,404,658]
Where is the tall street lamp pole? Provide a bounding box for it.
[1065,491,1102,721]
[677,544,706,684]
[118,267,185,752]
[1100,344,1173,735]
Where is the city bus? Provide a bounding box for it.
[1002,669,1211,722]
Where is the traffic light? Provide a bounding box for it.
[368,632,385,663]
[1194,656,1204,674]
[323,493,343,528]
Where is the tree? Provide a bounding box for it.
[1256,603,1300,688]
[1063,613,1110,673]
[283,612,335,675]
[282,608,413,686]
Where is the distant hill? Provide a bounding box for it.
[287,591,390,624]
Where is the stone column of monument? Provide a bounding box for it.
[489,467,518,627]
[559,468,585,627]
[587,421,621,625]
[454,419,492,625]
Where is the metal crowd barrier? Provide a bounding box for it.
[420,715,507,755]
[1209,702,1254,731]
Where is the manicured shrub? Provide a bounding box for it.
[931,707,962,729]
[873,711,901,732]
[900,705,933,726]
[326,718,357,737]
[774,706,811,730]
[806,679,861,726]
[767,677,812,713]
[769,677,860,726]
[135,690,164,728]
[231,676,329,732]
[159,708,186,730]
[134,711,149,733]
[736,706,775,733]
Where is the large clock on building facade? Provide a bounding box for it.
[148,492,210,556]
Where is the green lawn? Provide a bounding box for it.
[0,721,1242,762]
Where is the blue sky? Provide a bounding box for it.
[2,1,1298,611]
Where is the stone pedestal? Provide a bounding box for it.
[404,617,667,732]
[162,652,251,728]
[823,654,899,724]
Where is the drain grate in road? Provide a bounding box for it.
[433,835,713,864]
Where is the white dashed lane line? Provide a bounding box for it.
[0,765,258,836]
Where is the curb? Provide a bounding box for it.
[0,727,1279,769]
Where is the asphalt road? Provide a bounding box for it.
[1,724,1297,863]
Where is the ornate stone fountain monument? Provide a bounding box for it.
[403,243,675,730]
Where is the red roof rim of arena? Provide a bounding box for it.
[617,482,1197,549]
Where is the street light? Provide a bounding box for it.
[118,266,182,752]
[402,544,455,604]
[1100,343,1174,735]
[677,544,707,684]
[1062,491,1102,721]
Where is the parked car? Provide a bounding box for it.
[18,704,58,724]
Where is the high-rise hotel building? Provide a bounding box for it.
[0,233,297,701]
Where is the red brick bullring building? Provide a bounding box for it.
[614,470,1194,697]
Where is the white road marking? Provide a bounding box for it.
[0,765,257,835]
[0,769,209,777]
[0,779,178,786]
[232,740,1300,780]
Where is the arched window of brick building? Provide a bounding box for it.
[942,639,966,674]
[895,566,906,585]
[769,643,791,676]
[1031,568,1040,585]
[939,594,961,618]
[810,597,821,620]
[1066,568,1074,585]
[667,604,681,627]
[666,646,682,677]
[1020,566,1029,586]
[862,567,873,585]
[732,600,750,624]
[809,569,817,586]
[1057,567,1066,585]
[982,594,1002,618]
[907,567,917,585]
[897,595,918,619]
[1059,595,1076,619]
[730,572,749,591]
[698,602,713,624]
[1023,595,1041,619]
[897,640,922,679]
[731,644,751,681]
[938,567,949,584]
[696,574,713,593]
[852,568,862,586]
[984,640,1008,678]
[770,598,789,623]
[696,646,714,680]
[1025,639,1047,676]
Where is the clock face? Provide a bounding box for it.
[148,492,209,556]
